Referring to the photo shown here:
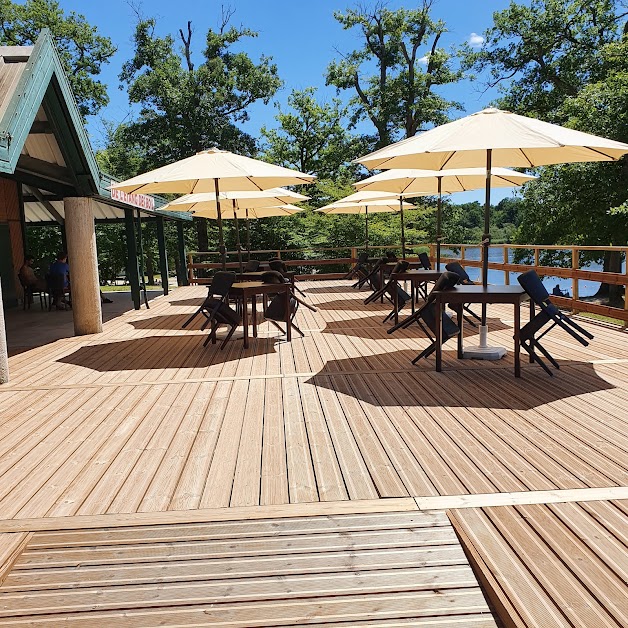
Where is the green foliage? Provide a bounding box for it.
[463,0,624,121]
[114,16,282,173]
[326,1,463,147]
[0,0,116,117]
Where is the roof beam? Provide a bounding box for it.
[28,121,53,134]
[24,185,64,225]
[16,154,72,184]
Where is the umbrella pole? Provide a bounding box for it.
[233,200,243,274]
[365,206,369,251]
[399,196,406,259]
[436,177,442,271]
[214,178,226,270]
[245,209,251,261]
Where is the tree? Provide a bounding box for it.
[464,0,627,121]
[0,0,116,117]
[108,10,282,251]
[326,1,463,148]
[260,88,368,205]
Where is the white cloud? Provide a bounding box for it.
[468,32,484,48]
[418,55,429,65]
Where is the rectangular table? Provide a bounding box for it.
[433,285,529,377]
[238,270,296,286]
[229,281,291,349]
[389,269,443,324]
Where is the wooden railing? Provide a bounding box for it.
[187,243,628,323]
[434,243,628,324]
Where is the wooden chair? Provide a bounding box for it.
[18,275,47,310]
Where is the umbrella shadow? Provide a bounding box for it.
[169,298,206,307]
[305,353,615,410]
[302,284,355,295]
[57,335,277,371]
[322,314,509,340]
[129,314,204,331]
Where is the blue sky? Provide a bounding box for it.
[59,0,519,202]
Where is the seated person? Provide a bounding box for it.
[49,251,71,309]
[552,283,569,297]
[19,255,47,294]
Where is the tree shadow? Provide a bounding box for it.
[321,314,509,340]
[305,353,615,410]
[129,314,204,331]
[57,335,277,371]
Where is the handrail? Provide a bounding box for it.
[185,242,628,324]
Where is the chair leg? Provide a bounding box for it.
[520,339,554,376]
[182,308,202,328]
[220,325,238,349]
[412,342,436,364]
[291,321,305,337]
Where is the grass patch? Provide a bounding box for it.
[576,312,626,327]
[101,284,162,292]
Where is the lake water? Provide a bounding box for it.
[440,247,626,298]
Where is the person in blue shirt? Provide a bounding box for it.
[49,252,70,287]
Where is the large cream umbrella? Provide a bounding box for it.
[353,167,537,269]
[356,108,628,358]
[318,196,415,253]
[111,148,314,268]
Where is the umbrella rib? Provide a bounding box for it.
[519,149,535,168]
[585,146,617,160]
[440,152,456,170]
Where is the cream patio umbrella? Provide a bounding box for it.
[111,148,315,268]
[353,167,537,269]
[160,189,309,271]
[317,194,416,253]
[356,107,628,358]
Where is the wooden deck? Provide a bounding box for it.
[1,280,627,625]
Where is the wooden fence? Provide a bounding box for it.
[187,243,628,323]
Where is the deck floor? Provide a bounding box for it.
[1,280,627,625]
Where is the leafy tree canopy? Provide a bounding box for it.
[326,1,463,148]
[0,0,116,117]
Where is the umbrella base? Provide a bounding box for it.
[462,324,507,360]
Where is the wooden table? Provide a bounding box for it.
[390,269,442,324]
[230,281,291,348]
[433,285,529,377]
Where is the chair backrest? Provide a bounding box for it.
[386,252,398,262]
[268,259,288,274]
[426,270,460,303]
[210,271,236,298]
[357,252,369,264]
[445,262,471,283]
[244,260,260,272]
[261,270,286,285]
[518,270,551,305]
[46,273,65,293]
[418,252,431,270]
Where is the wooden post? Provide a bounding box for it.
[572,247,579,313]
[503,246,510,285]
[624,248,628,328]
[0,281,8,384]
[156,216,169,296]
[534,247,540,268]
[187,254,194,284]
[176,222,188,286]
[64,197,103,335]
[351,247,357,263]
[124,207,141,310]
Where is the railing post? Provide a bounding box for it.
[351,247,357,263]
[624,248,628,329]
[460,245,465,261]
[572,247,579,313]
[277,250,281,259]
[534,247,540,268]
[503,246,509,285]
[187,253,194,284]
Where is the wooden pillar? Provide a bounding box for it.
[156,216,169,296]
[176,222,188,286]
[124,208,141,310]
[0,281,8,384]
[572,247,579,313]
[64,197,102,335]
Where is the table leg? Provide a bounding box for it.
[514,299,521,377]
[380,267,384,303]
[457,307,464,359]
[285,284,292,342]
[242,295,249,349]
[252,294,258,338]
[436,296,443,372]
[529,299,535,363]
[411,281,416,314]
[394,281,399,325]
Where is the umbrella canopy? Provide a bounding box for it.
[110,148,315,194]
[353,167,537,269]
[185,204,304,220]
[159,188,309,213]
[353,167,537,196]
[318,197,415,253]
[111,148,315,269]
[356,108,628,170]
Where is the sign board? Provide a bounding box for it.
[110,188,155,211]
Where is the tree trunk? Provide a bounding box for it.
[195,218,208,251]
[593,250,624,307]
[146,251,155,286]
